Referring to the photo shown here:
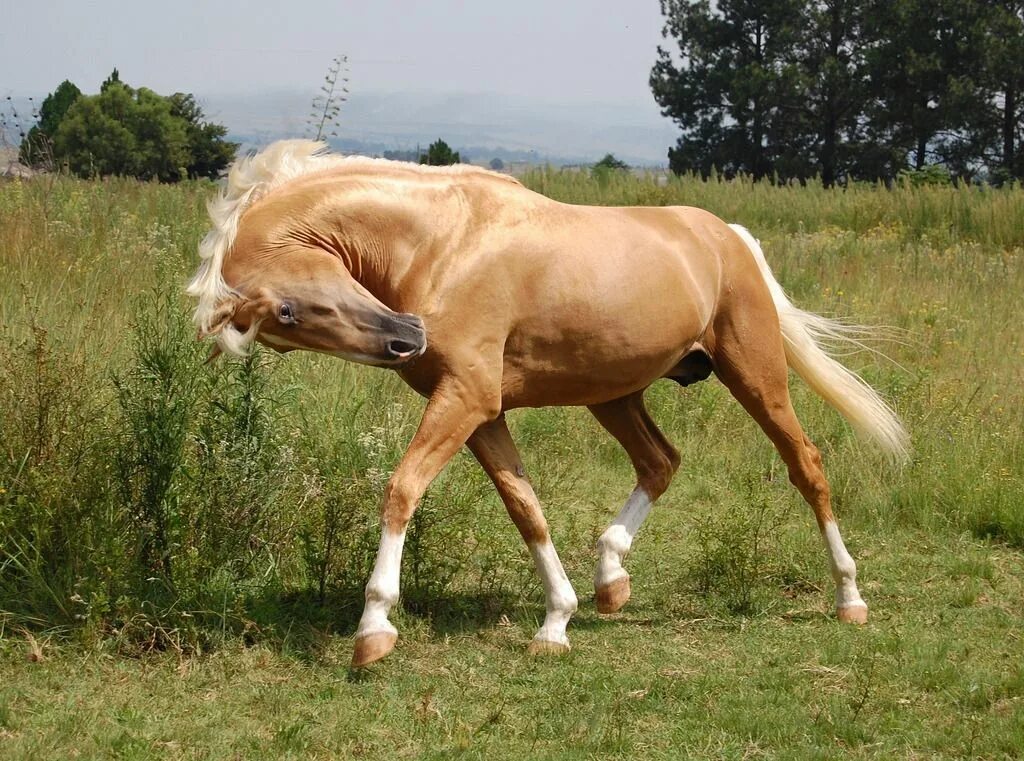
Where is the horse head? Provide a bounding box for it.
[198,242,426,366]
[188,141,426,367]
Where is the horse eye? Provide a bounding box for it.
[279,303,294,322]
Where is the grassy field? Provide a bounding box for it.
[0,169,1022,759]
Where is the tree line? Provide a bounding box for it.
[651,0,1024,185]
[18,70,236,181]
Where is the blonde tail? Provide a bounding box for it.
[728,224,909,461]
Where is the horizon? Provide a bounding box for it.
[2,1,676,165]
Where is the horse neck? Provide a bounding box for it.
[323,182,466,310]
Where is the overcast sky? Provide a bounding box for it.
[3,0,668,105]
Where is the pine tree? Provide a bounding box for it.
[419,139,461,165]
[651,0,804,180]
[18,80,81,166]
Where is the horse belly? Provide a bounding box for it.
[501,351,687,408]
[500,265,710,408]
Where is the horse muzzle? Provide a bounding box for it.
[381,313,427,365]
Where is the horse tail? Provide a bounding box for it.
[728,224,909,461]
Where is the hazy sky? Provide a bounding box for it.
[4,1,668,105]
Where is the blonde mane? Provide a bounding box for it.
[186,139,519,355]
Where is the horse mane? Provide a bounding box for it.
[186,139,520,351]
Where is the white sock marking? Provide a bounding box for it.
[595,488,652,588]
[355,528,406,638]
[529,541,578,646]
[822,521,866,610]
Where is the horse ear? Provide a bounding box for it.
[197,295,247,339]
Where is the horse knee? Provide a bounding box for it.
[505,498,549,544]
[381,477,421,528]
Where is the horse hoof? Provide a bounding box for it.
[595,575,631,614]
[837,603,868,624]
[527,639,571,657]
[351,631,398,668]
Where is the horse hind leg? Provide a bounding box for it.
[710,310,868,623]
[588,392,680,614]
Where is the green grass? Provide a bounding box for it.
[1,171,1022,758]
[2,534,1022,759]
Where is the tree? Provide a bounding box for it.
[593,153,629,171]
[652,0,1017,184]
[783,1,870,185]
[420,139,460,165]
[18,80,81,166]
[168,93,238,179]
[977,1,1024,182]
[651,0,804,180]
[101,68,122,93]
[489,157,505,171]
[861,0,989,175]
[53,82,190,181]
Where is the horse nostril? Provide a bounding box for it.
[386,338,421,358]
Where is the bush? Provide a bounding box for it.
[898,164,952,187]
[113,285,203,583]
[686,477,788,615]
[21,73,237,181]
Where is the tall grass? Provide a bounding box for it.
[523,168,1024,249]
[0,171,1021,650]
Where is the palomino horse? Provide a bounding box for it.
[188,141,907,667]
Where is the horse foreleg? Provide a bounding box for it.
[467,416,578,654]
[352,381,495,668]
[588,392,680,614]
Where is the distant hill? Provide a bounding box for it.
[197,90,675,167]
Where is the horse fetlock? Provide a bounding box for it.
[834,577,865,608]
[535,582,577,648]
[554,587,579,616]
[355,594,398,633]
[832,556,866,619]
[534,606,574,652]
[831,556,857,587]
[595,527,630,589]
[364,580,400,608]
[357,577,401,642]
[596,525,632,561]
[533,626,570,646]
